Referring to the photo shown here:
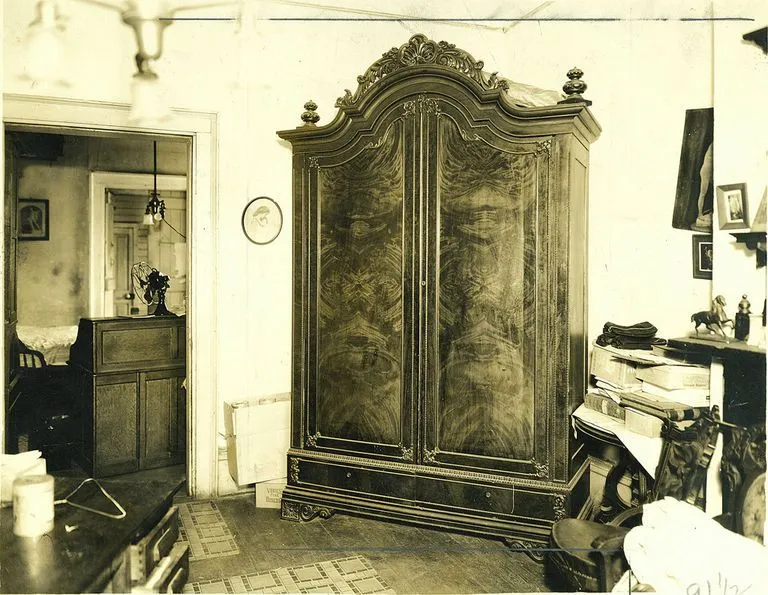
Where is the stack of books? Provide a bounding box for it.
[586,344,646,423]
[584,344,710,438]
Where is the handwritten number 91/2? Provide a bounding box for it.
[687,573,751,595]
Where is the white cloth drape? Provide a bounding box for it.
[613,497,767,594]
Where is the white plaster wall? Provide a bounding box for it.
[17,155,90,326]
[6,0,761,490]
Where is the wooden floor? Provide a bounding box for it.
[185,493,559,593]
[50,463,563,591]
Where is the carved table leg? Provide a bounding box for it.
[630,464,650,507]
[504,538,546,563]
[594,450,631,523]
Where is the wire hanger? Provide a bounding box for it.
[53,478,127,520]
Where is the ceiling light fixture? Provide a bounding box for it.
[22,1,238,122]
[122,1,174,122]
[144,141,166,225]
[23,0,67,86]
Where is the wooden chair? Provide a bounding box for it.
[6,339,48,449]
[18,343,47,369]
[547,407,721,592]
[12,337,76,468]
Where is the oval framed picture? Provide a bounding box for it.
[242,197,283,245]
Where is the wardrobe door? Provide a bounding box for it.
[422,108,553,477]
[305,117,416,461]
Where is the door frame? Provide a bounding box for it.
[2,93,219,497]
[90,171,187,317]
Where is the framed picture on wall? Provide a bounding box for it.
[242,196,283,245]
[692,234,713,280]
[17,198,49,241]
[716,183,749,230]
[672,108,714,232]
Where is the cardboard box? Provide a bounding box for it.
[224,393,291,486]
[590,344,642,388]
[635,364,710,390]
[255,478,287,509]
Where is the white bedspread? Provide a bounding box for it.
[17,325,79,366]
[614,497,768,593]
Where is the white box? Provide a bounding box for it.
[224,393,291,486]
[590,344,642,388]
[255,478,287,509]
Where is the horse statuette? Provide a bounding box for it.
[691,295,733,336]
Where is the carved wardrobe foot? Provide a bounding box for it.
[504,538,546,562]
[281,501,335,522]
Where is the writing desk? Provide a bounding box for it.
[0,476,185,593]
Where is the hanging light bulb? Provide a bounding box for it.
[144,141,166,224]
[23,0,67,86]
[130,63,171,123]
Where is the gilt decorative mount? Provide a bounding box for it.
[335,34,510,108]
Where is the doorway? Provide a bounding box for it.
[89,171,188,318]
[2,95,219,497]
[4,129,190,479]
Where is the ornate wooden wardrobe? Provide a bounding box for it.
[278,34,601,554]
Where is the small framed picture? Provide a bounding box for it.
[242,196,283,245]
[692,234,713,280]
[17,198,49,241]
[716,183,749,230]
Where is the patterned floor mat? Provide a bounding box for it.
[183,555,395,594]
[177,500,240,561]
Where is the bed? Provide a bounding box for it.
[16,325,79,366]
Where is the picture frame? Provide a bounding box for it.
[692,234,713,280]
[716,183,749,230]
[672,108,714,231]
[17,198,50,241]
[242,196,283,245]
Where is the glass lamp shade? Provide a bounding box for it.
[130,71,171,123]
[143,212,155,225]
[23,1,65,84]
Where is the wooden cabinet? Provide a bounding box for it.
[278,35,601,553]
[69,316,186,477]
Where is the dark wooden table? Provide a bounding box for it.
[667,336,766,427]
[0,475,184,593]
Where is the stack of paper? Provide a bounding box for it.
[585,343,711,438]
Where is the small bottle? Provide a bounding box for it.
[734,294,751,341]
